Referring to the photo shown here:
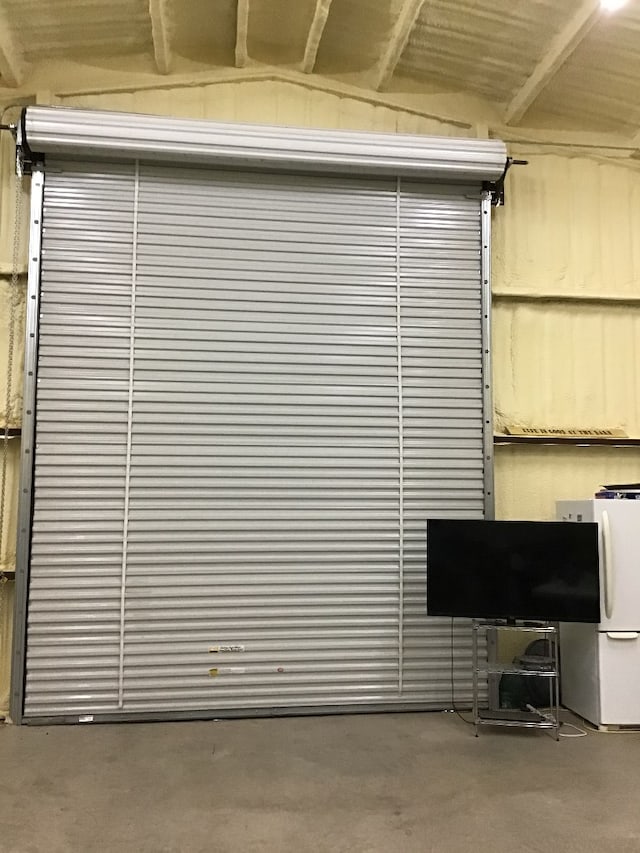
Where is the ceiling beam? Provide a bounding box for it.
[374,0,426,91]
[149,0,172,74]
[504,0,602,125]
[235,0,250,68]
[301,0,333,74]
[0,4,26,87]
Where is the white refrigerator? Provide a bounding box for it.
[557,499,640,728]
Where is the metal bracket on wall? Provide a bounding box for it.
[483,157,528,206]
[15,110,35,177]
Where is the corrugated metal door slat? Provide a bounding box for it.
[399,182,485,703]
[25,162,136,714]
[23,160,487,720]
[123,168,401,713]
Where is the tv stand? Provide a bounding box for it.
[471,620,560,740]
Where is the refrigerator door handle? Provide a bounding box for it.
[606,632,639,640]
[602,510,614,620]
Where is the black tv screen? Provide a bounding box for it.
[427,519,601,623]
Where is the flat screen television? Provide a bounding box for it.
[426,519,601,623]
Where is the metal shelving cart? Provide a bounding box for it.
[472,621,560,740]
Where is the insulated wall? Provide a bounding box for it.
[21,156,489,720]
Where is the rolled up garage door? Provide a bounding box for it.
[12,109,501,722]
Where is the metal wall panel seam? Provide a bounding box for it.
[118,160,140,708]
[480,191,494,520]
[10,166,45,725]
[395,176,404,697]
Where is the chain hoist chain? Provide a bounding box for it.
[0,160,24,569]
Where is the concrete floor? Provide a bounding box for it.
[1,712,640,853]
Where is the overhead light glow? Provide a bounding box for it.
[601,0,628,11]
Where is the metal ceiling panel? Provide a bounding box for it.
[169,0,237,64]
[396,0,586,101]
[529,3,640,134]
[3,0,152,61]
[248,0,320,65]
